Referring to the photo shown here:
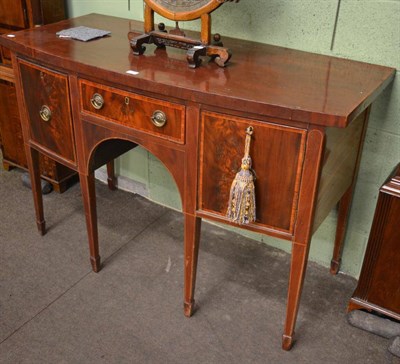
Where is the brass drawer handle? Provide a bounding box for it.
[90,93,104,110]
[151,110,167,128]
[39,105,52,122]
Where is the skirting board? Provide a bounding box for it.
[95,168,148,198]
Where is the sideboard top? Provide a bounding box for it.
[0,14,395,128]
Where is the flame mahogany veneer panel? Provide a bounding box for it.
[80,79,185,144]
[18,60,76,164]
[199,111,306,233]
[0,0,75,192]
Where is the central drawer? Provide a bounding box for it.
[79,80,185,144]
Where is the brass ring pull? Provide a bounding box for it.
[39,105,52,122]
[151,110,167,128]
[90,93,104,110]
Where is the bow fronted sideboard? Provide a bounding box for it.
[0,14,395,350]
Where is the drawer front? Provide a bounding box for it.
[80,80,185,144]
[199,111,306,234]
[18,60,76,163]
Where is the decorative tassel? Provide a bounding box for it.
[227,126,256,224]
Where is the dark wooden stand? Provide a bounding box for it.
[348,163,400,321]
[1,14,395,350]
[129,25,231,69]
[129,4,231,68]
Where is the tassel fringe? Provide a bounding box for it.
[227,126,256,225]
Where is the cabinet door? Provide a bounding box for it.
[0,81,25,164]
[350,165,400,319]
[40,0,66,24]
[0,0,27,29]
[199,111,306,234]
[18,59,76,164]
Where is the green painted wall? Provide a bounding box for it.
[67,0,400,278]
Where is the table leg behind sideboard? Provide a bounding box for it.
[106,160,117,191]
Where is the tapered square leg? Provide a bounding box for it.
[331,108,370,275]
[79,172,101,272]
[281,127,326,350]
[282,243,310,350]
[331,186,353,274]
[25,146,46,235]
[183,214,201,317]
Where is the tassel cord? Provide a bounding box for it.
[226,125,256,225]
[244,126,253,159]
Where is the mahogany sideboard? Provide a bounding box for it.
[0,14,395,350]
[0,0,79,192]
[348,163,400,321]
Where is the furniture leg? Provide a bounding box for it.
[183,213,201,317]
[106,160,117,191]
[330,186,353,274]
[331,107,370,275]
[2,160,15,171]
[25,146,46,235]
[282,127,326,350]
[79,172,101,272]
[282,243,310,350]
[52,181,64,194]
